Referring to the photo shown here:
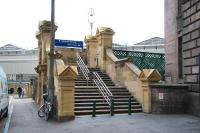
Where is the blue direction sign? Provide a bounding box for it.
[55,39,83,49]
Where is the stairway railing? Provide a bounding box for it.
[76,53,113,106]
[76,53,90,81]
[92,72,113,106]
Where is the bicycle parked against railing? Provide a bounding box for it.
[38,93,51,121]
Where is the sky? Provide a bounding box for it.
[0,0,164,50]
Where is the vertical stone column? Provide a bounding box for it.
[95,27,115,71]
[27,83,30,97]
[140,81,152,113]
[55,60,78,120]
[84,35,98,68]
[139,69,162,113]
[35,20,57,104]
[39,21,51,95]
[38,33,43,102]
[164,0,179,83]
[35,32,43,104]
[32,77,38,101]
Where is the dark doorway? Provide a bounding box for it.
[178,37,183,79]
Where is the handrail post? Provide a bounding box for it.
[92,100,96,117]
[128,96,132,115]
[110,96,114,116]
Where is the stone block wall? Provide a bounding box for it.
[182,0,200,92]
[165,0,200,89]
[55,48,87,66]
[165,0,200,117]
[150,84,188,113]
[185,92,200,116]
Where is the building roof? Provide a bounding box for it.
[134,37,164,45]
[0,44,25,51]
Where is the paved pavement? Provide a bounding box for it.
[3,97,200,133]
[0,117,7,133]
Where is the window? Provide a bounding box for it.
[16,74,23,81]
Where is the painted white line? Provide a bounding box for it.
[3,96,14,133]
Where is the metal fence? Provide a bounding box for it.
[113,50,165,77]
[112,44,165,53]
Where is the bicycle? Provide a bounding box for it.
[38,93,51,121]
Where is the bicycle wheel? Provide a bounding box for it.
[38,104,45,118]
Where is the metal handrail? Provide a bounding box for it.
[76,53,113,106]
[77,53,89,73]
[92,72,113,106]
[77,61,89,80]
[76,53,90,80]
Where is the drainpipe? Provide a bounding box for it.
[199,53,200,93]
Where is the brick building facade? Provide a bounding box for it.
[165,0,200,116]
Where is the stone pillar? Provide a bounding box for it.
[27,83,32,98]
[55,59,78,120]
[32,77,38,101]
[35,20,57,104]
[39,21,51,98]
[164,0,179,83]
[96,27,115,71]
[26,83,29,97]
[35,32,42,104]
[84,35,98,68]
[139,69,162,113]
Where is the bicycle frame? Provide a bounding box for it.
[38,93,51,121]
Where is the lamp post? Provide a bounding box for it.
[88,8,95,35]
[47,0,55,118]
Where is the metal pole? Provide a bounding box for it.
[110,96,114,116]
[92,100,96,117]
[198,53,200,93]
[47,0,55,118]
[128,96,132,115]
[90,23,93,36]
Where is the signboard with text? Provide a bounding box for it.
[159,93,164,100]
[55,39,83,49]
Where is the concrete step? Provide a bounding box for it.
[75,92,131,96]
[75,86,127,89]
[76,77,111,81]
[77,76,108,79]
[75,89,129,93]
[76,79,112,82]
[75,95,134,99]
[75,99,138,103]
[75,80,114,83]
[78,73,109,77]
[75,108,142,115]
[75,83,115,86]
[75,101,141,106]
[75,67,142,115]
[75,95,104,99]
[75,104,142,111]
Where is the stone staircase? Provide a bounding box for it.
[75,68,142,115]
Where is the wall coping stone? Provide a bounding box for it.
[106,48,141,76]
[150,83,189,89]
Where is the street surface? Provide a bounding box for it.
[1,96,200,133]
[0,117,7,133]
